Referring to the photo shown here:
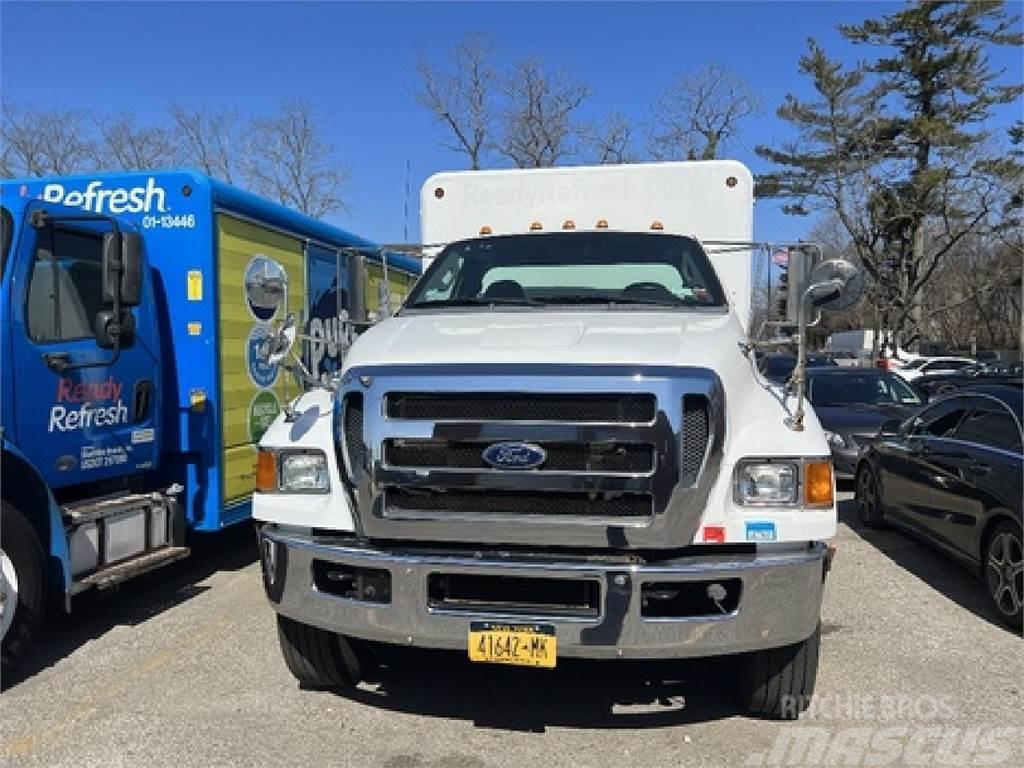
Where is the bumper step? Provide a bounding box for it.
[71,546,190,594]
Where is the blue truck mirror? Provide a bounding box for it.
[101,231,142,307]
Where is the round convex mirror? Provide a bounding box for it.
[257,313,298,365]
[244,256,288,321]
[807,259,865,313]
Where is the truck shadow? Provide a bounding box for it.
[836,499,1015,634]
[2,523,258,691]
[334,647,742,731]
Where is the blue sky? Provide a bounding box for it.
[2,1,1021,244]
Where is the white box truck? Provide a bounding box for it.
[251,161,861,718]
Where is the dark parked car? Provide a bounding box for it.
[806,368,924,478]
[759,353,836,384]
[854,386,1023,628]
[914,360,1023,399]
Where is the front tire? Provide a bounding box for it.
[276,614,370,689]
[855,464,886,528]
[1,501,47,674]
[984,520,1023,630]
[737,624,820,719]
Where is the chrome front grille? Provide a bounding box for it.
[384,439,656,474]
[385,392,656,423]
[339,364,724,550]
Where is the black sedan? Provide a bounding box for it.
[854,386,1023,628]
[914,360,1023,399]
[759,353,836,384]
[806,368,924,478]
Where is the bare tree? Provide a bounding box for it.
[1,102,95,176]
[96,115,177,171]
[416,35,496,170]
[169,104,240,182]
[499,57,591,168]
[650,63,760,161]
[242,99,348,217]
[585,112,635,165]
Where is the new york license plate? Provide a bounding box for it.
[468,622,557,668]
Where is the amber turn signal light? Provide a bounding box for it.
[804,461,834,506]
[256,450,278,493]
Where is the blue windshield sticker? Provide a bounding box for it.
[746,521,777,542]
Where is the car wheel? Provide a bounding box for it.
[736,624,820,719]
[854,464,886,528]
[276,614,373,689]
[984,521,1023,630]
[1,501,47,675]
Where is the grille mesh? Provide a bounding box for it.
[387,489,653,518]
[343,393,365,474]
[386,393,656,423]
[681,395,710,485]
[385,440,654,473]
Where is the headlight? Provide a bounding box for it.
[279,451,330,492]
[824,430,846,450]
[734,461,798,505]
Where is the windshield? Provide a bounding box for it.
[809,373,922,407]
[405,232,727,309]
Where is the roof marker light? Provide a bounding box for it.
[562,219,575,230]
[529,221,543,231]
[650,220,664,231]
[479,225,492,235]
[596,219,609,229]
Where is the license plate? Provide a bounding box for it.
[468,622,557,668]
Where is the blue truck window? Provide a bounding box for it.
[1,206,11,277]
[27,227,111,342]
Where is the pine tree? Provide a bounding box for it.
[758,1,1022,349]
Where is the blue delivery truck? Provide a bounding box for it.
[0,171,420,669]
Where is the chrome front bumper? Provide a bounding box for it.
[259,527,828,659]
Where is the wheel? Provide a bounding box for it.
[1,501,47,673]
[984,520,1023,630]
[275,614,371,689]
[737,624,820,720]
[854,464,886,528]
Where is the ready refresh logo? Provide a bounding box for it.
[41,177,168,215]
[48,377,129,432]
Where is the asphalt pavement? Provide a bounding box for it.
[1,493,1021,768]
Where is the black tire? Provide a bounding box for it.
[854,464,886,528]
[737,624,820,719]
[983,520,1023,630]
[276,614,369,689]
[1,501,47,674]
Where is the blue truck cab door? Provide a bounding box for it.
[7,201,161,490]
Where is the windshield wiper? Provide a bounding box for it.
[407,297,542,308]
[539,294,688,308]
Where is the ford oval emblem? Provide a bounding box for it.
[482,442,547,470]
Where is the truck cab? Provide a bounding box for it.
[253,161,860,718]
[1,171,420,672]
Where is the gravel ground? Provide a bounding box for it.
[2,492,1021,767]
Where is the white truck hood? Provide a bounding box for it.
[344,309,745,369]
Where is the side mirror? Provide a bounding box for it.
[257,313,298,365]
[804,259,865,314]
[878,418,903,438]
[102,232,142,307]
[94,309,136,349]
